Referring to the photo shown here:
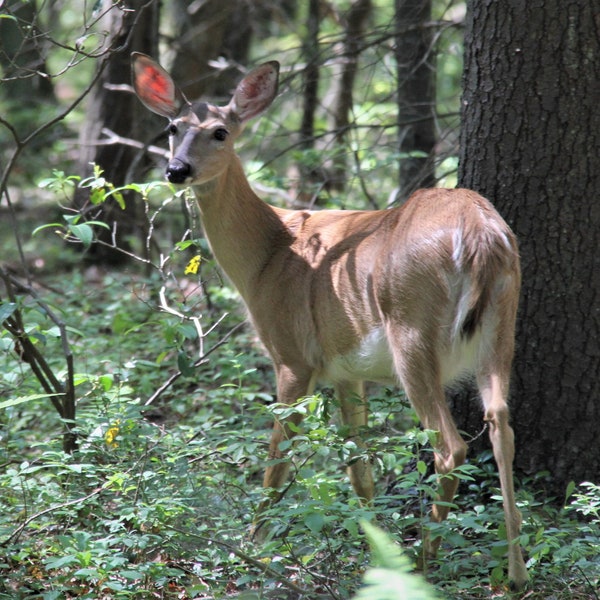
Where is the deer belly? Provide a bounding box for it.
[323,327,396,384]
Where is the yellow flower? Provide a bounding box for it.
[105,420,121,448]
[184,255,201,275]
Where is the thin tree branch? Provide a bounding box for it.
[166,525,311,597]
[144,321,245,406]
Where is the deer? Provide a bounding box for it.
[131,52,529,590]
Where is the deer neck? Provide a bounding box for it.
[191,156,290,301]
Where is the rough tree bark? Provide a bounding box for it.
[456,0,600,497]
[395,0,437,200]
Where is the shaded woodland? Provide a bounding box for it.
[0,1,598,598]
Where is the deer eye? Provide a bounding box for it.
[168,123,178,136]
[214,128,228,141]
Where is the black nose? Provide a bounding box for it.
[166,159,191,184]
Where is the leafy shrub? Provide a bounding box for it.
[1,171,599,598]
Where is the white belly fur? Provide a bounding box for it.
[321,326,481,388]
[323,327,396,384]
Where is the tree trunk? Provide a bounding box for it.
[457,0,600,497]
[292,0,322,206]
[395,0,437,201]
[169,0,253,101]
[299,0,321,151]
[329,0,372,192]
[76,0,160,264]
[0,0,55,105]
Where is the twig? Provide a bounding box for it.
[466,422,488,445]
[97,127,169,158]
[0,486,105,546]
[0,268,76,438]
[576,566,600,600]
[166,525,311,597]
[144,321,245,406]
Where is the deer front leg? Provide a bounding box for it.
[254,366,314,536]
[260,414,303,505]
[337,380,374,504]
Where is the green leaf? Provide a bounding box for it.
[360,520,407,571]
[304,512,325,534]
[84,220,111,230]
[417,429,435,446]
[564,480,576,503]
[98,374,113,392]
[89,188,106,205]
[102,580,126,591]
[0,393,63,410]
[278,439,293,452]
[67,223,94,248]
[175,240,197,251]
[356,568,439,600]
[355,521,440,600]
[45,555,79,569]
[37,171,80,191]
[490,565,505,586]
[177,351,195,377]
[0,302,17,324]
[74,567,99,578]
[32,222,64,236]
[104,188,126,209]
[119,569,145,580]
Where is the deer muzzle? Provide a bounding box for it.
[166,158,192,184]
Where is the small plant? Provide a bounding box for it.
[354,520,440,600]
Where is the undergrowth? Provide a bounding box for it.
[0,200,599,598]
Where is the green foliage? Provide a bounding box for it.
[2,228,599,597]
[354,521,440,600]
[2,270,600,599]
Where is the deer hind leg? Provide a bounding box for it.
[389,328,468,557]
[420,399,468,558]
[336,380,374,504]
[477,370,529,589]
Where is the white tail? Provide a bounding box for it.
[132,53,528,589]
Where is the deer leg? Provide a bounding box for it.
[478,371,529,589]
[337,380,374,504]
[390,330,467,558]
[257,365,314,514]
[419,400,468,558]
[253,366,313,540]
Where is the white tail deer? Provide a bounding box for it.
[132,53,529,589]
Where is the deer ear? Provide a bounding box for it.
[229,61,279,122]
[131,52,185,119]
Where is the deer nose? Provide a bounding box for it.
[166,159,191,184]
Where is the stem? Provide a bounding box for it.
[167,525,311,597]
